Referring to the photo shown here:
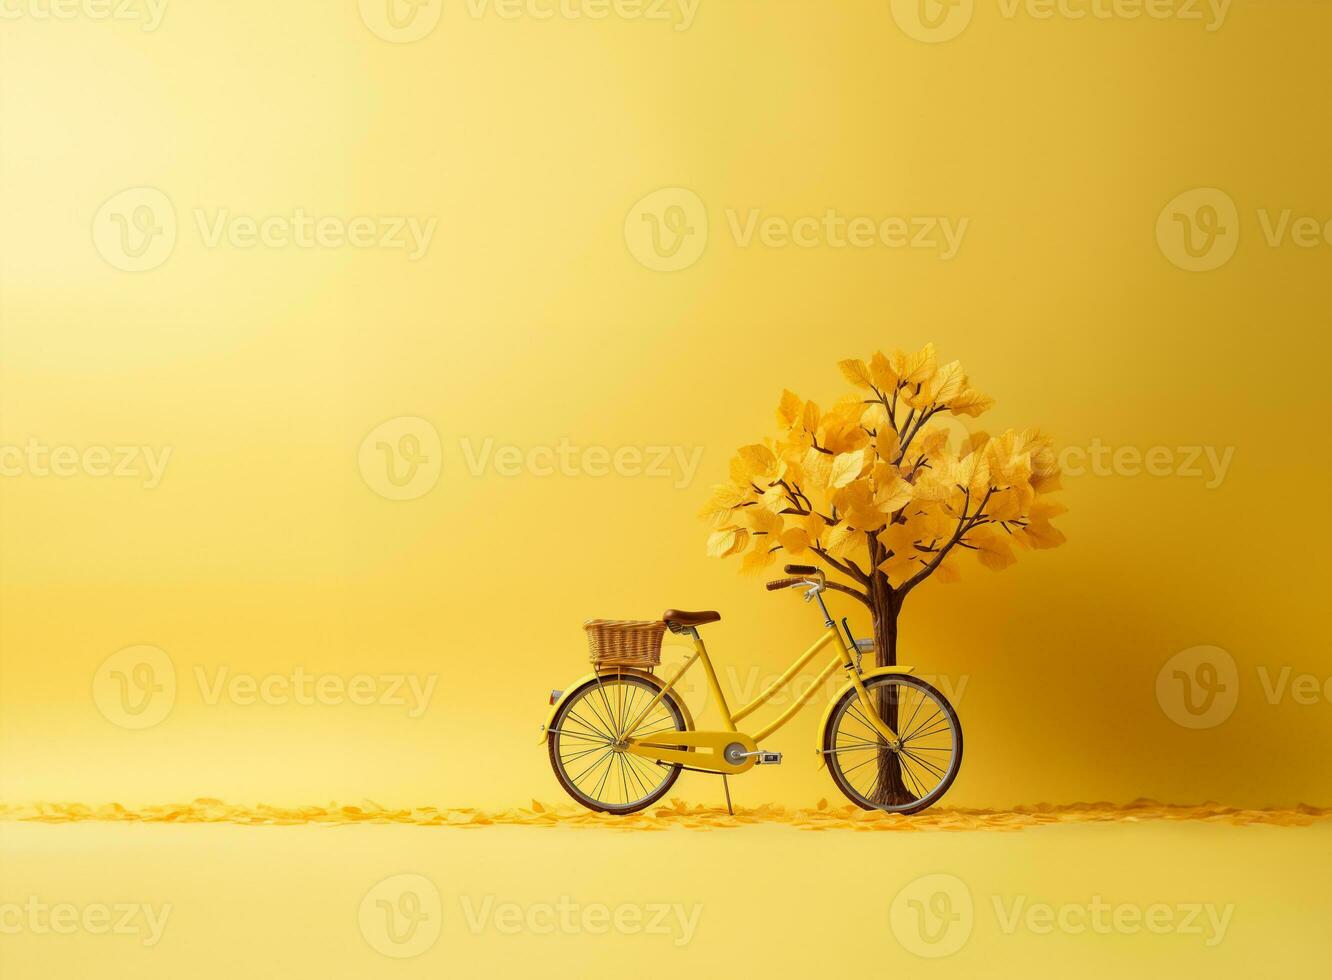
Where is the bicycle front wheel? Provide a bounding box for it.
[823,674,962,815]
[547,672,688,815]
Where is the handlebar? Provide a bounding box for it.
[766,566,826,593]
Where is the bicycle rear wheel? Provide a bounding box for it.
[547,672,688,815]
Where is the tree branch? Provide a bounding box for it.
[892,406,940,466]
[824,580,871,607]
[898,487,994,595]
[811,544,869,584]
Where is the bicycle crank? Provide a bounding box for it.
[724,745,782,766]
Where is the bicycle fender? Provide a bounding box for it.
[538,667,696,744]
[814,666,916,768]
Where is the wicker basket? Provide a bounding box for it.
[584,619,665,669]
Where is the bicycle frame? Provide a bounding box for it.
[618,621,906,776]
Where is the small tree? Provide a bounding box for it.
[701,344,1065,806]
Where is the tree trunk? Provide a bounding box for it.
[868,575,916,808]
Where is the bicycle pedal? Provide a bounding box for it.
[755,751,782,765]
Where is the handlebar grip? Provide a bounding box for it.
[766,577,804,591]
[784,564,818,575]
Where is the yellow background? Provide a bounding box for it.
[3,0,1331,817]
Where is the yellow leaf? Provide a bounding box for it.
[874,474,914,514]
[949,386,994,418]
[822,522,860,557]
[737,444,778,481]
[799,513,827,543]
[891,343,937,387]
[869,351,897,391]
[914,426,949,461]
[1030,499,1068,521]
[860,401,890,435]
[744,504,782,535]
[739,547,775,575]
[801,447,833,490]
[707,527,749,558]
[931,360,966,404]
[838,358,873,389]
[934,552,963,584]
[779,527,810,554]
[1020,518,1066,549]
[801,400,821,435]
[829,449,866,488]
[776,389,803,428]
[969,527,1016,571]
[698,484,747,525]
[874,427,900,463]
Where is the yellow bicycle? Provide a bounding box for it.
[541,565,962,815]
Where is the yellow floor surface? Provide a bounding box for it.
[2,810,1327,978]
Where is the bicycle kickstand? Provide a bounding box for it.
[721,774,733,816]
